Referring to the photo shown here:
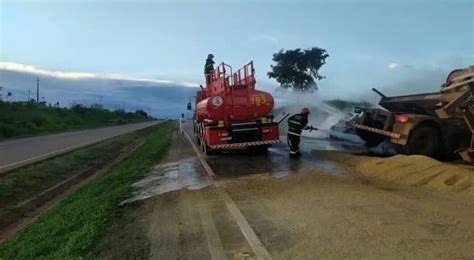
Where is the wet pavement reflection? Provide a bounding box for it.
[121,157,212,204]
[123,124,368,203]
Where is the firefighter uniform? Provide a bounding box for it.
[287,113,309,157]
[204,55,215,75]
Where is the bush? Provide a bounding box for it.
[0,123,16,138]
[0,102,152,139]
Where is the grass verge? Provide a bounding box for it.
[0,121,175,259]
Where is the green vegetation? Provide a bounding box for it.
[268,47,329,93]
[0,126,154,209]
[323,99,373,111]
[0,101,152,140]
[0,121,175,259]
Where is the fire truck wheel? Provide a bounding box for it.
[403,125,441,158]
[202,141,215,155]
[199,133,212,155]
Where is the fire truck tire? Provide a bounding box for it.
[403,125,441,158]
[199,129,214,155]
[202,140,216,155]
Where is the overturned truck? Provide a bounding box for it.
[350,66,474,162]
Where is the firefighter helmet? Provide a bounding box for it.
[301,107,311,114]
[208,53,214,59]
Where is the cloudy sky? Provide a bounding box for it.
[0,0,473,116]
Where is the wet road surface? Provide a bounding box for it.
[99,124,474,259]
[0,121,159,173]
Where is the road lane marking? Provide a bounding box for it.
[184,130,272,260]
[218,189,272,260]
[184,132,216,177]
[199,203,228,260]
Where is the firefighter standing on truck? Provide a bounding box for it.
[204,54,215,84]
[287,107,312,157]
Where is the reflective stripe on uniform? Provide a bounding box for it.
[288,131,301,136]
[288,120,301,125]
[289,151,297,154]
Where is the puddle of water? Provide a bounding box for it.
[272,138,345,176]
[122,135,355,205]
[121,157,212,204]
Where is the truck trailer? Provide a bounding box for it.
[349,66,474,162]
[189,61,280,155]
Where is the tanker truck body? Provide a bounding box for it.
[191,61,280,154]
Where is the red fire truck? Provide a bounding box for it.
[188,61,280,155]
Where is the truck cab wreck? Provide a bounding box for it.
[350,66,474,162]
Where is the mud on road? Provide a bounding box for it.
[97,127,474,259]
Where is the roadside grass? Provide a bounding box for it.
[0,101,152,140]
[0,126,155,209]
[0,121,175,259]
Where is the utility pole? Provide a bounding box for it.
[36,77,40,103]
[28,90,31,101]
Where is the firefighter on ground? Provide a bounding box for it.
[287,107,313,157]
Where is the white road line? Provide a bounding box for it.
[184,132,216,177]
[218,190,272,260]
[199,204,228,260]
[184,130,272,260]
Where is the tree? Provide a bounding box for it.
[135,109,148,118]
[268,47,329,93]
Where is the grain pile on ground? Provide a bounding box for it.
[316,151,474,196]
[356,155,474,195]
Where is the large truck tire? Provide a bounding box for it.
[441,122,471,160]
[401,125,441,158]
[356,129,385,147]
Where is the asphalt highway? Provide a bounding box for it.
[0,121,160,173]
